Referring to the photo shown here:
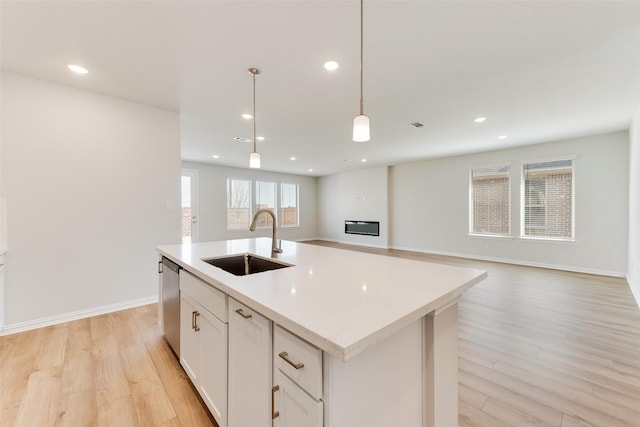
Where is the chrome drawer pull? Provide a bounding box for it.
[278,351,304,369]
[194,311,200,331]
[235,308,252,319]
[272,385,280,419]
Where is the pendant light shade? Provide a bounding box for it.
[352,0,370,142]
[248,67,261,169]
[353,114,370,142]
[249,151,261,169]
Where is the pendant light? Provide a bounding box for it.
[248,67,261,168]
[353,0,370,142]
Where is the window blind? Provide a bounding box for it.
[522,159,573,239]
[470,165,510,236]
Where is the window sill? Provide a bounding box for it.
[467,233,513,240]
[519,236,575,244]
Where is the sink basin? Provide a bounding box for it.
[202,253,291,276]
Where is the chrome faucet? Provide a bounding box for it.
[249,208,283,254]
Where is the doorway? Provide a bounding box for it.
[181,169,199,243]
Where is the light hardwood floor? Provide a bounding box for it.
[1,241,639,427]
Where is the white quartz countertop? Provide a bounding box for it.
[157,238,487,361]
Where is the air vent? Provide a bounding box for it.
[409,122,426,128]
[233,137,251,143]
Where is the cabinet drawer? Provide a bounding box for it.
[180,270,227,322]
[273,369,323,427]
[274,325,322,400]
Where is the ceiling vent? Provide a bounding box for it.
[234,136,251,143]
[409,122,426,128]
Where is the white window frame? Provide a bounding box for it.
[520,156,576,242]
[226,178,252,230]
[279,182,299,228]
[254,180,277,229]
[226,178,301,230]
[468,163,512,238]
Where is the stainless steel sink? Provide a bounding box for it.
[202,253,291,276]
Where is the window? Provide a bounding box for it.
[521,159,574,240]
[226,179,300,230]
[470,165,510,236]
[255,181,276,227]
[227,178,251,230]
[280,183,299,227]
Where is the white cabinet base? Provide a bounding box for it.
[323,319,423,427]
[322,302,460,427]
[424,301,459,427]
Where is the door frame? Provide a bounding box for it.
[182,169,199,243]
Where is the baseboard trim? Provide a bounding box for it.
[627,275,640,308]
[0,295,158,336]
[389,245,626,278]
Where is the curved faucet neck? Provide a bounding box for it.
[249,209,282,254]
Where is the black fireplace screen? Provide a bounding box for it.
[345,220,380,236]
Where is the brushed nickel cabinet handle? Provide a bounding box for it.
[272,385,280,419]
[191,311,197,330]
[235,308,252,319]
[279,351,304,369]
[194,311,200,331]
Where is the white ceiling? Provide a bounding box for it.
[2,1,640,176]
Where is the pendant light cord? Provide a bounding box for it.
[252,71,257,154]
[359,0,364,116]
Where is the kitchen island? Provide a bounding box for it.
[157,238,487,427]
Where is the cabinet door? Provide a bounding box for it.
[273,369,323,427]
[179,293,199,385]
[199,308,228,427]
[228,298,272,427]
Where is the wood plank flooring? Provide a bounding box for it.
[1,240,639,427]
[0,304,216,427]
[305,241,640,427]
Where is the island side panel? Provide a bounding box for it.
[323,319,423,427]
[423,301,459,427]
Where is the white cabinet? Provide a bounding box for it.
[0,254,4,330]
[273,369,323,427]
[273,325,323,427]
[179,294,200,382]
[179,271,228,427]
[228,298,272,427]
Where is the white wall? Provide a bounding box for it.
[389,131,629,276]
[629,109,640,304]
[1,72,181,329]
[317,166,389,248]
[181,161,317,242]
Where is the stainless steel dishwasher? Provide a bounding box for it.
[160,256,181,356]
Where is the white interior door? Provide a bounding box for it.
[181,169,199,243]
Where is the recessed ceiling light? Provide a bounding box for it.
[361,158,367,163]
[474,117,487,123]
[323,61,339,71]
[498,135,507,140]
[290,157,296,161]
[212,155,220,159]
[67,64,88,74]
[409,122,426,128]
[256,136,265,141]
[308,169,313,172]
[233,136,251,143]
[241,113,253,119]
